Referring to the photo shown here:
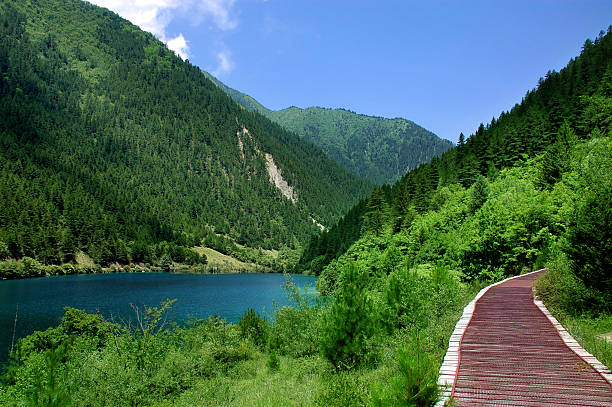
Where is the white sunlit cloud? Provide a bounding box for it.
[166,33,189,59]
[88,0,177,38]
[87,0,238,62]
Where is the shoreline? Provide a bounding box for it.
[0,259,281,281]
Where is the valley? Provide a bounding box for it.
[0,0,610,405]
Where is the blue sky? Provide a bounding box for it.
[90,0,611,143]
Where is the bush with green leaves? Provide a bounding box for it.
[266,350,280,372]
[159,253,173,271]
[372,342,439,407]
[384,268,427,332]
[237,308,268,348]
[384,263,463,333]
[321,263,376,370]
[563,137,612,301]
[315,371,371,407]
[270,275,325,357]
[0,241,10,260]
[458,170,555,280]
[10,307,117,363]
[27,345,71,407]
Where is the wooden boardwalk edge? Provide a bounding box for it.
[533,295,612,386]
[435,269,547,407]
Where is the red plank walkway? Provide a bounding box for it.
[437,270,612,406]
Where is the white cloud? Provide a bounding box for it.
[88,0,239,61]
[195,0,237,31]
[88,0,178,38]
[166,33,189,59]
[213,49,234,76]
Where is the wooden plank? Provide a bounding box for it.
[437,269,612,406]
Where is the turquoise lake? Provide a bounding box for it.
[0,272,317,366]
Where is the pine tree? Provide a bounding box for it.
[321,263,375,370]
[363,188,388,236]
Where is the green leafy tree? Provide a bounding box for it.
[237,308,268,348]
[0,240,10,260]
[321,263,375,370]
[363,188,388,236]
[28,345,71,407]
[468,175,489,213]
[564,138,612,299]
[159,253,172,271]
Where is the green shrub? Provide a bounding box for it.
[22,256,43,278]
[558,137,612,305]
[316,258,341,295]
[0,240,10,260]
[237,308,268,348]
[27,345,70,407]
[272,305,323,357]
[315,371,371,407]
[267,349,280,372]
[564,189,612,300]
[372,344,439,407]
[468,175,489,213]
[0,259,21,279]
[384,268,426,331]
[321,263,376,370]
[15,307,116,361]
[60,307,117,346]
[149,349,195,397]
[13,327,70,362]
[535,254,609,315]
[159,253,172,271]
[270,275,325,357]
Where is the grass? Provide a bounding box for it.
[74,251,95,267]
[151,355,326,407]
[192,247,260,273]
[233,242,279,259]
[534,260,612,371]
[558,314,612,370]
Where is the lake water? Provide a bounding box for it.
[0,272,317,366]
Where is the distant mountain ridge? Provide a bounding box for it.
[202,71,270,116]
[266,106,453,185]
[202,74,453,185]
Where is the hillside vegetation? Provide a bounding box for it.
[0,0,371,273]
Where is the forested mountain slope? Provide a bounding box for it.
[203,75,453,185]
[266,107,453,185]
[0,0,371,267]
[298,27,612,276]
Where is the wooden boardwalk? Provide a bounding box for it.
[437,270,612,406]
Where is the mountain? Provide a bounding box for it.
[202,75,453,185]
[201,71,270,116]
[298,27,612,276]
[266,107,453,185]
[0,0,372,267]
